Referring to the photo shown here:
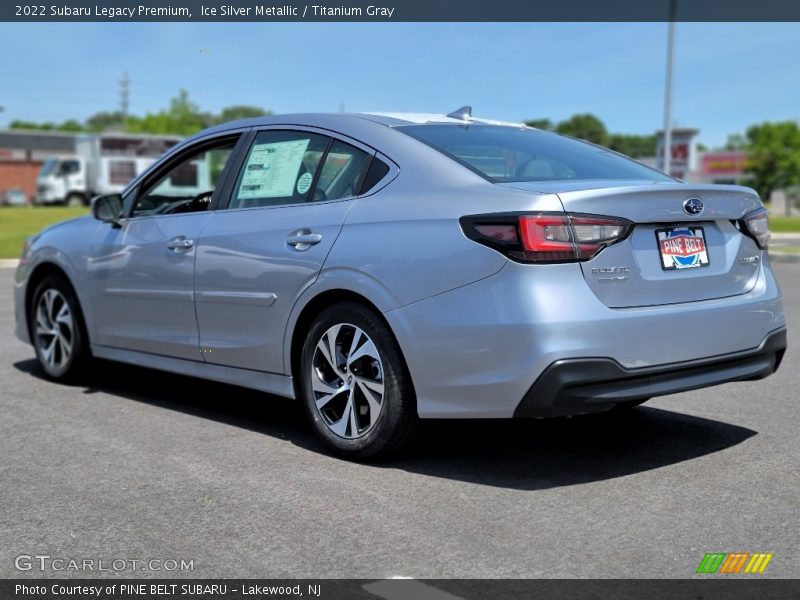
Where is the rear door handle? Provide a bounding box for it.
[166,237,194,251]
[286,231,322,251]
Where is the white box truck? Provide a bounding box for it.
[35,133,180,206]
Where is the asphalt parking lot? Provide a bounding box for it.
[1,263,797,579]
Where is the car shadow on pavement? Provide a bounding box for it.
[15,358,757,491]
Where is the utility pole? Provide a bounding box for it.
[661,0,676,176]
[119,72,130,120]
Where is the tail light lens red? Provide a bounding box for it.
[741,207,770,249]
[462,213,631,263]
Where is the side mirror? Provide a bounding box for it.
[91,194,124,227]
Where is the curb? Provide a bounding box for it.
[0,259,19,269]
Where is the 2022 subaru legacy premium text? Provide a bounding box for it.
[14,110,786,459]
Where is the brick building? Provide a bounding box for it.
[0,130,77,202]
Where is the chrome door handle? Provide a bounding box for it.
[286,232,322,250]
[166,237,194,250]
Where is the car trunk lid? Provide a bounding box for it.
[498,181,765,308]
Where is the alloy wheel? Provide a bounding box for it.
[35,288,74,370]
[311,323,385,439]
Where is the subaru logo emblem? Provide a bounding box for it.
[683,198,704,215]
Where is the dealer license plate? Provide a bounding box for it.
[656,226,710,270]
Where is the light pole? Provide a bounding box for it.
[662,0,676,176]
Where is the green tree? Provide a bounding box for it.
[724,133,747,151]
[9,119,47,130]
[555,113,610,146]
[8,93,272,136]
[744,121,800,207]
[86,111,126,132]
[126,90,213,136]
[523,118,553,130]
[608,133,657,158]
[215,105,272,124]
[9,119,84,132]
[57,119,84,132]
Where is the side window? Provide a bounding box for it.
[314,140,371,201]
[132,138,237,218]
[58,160,80,176]
[359,157,391,195]
[229,131,329,209]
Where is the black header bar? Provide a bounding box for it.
[3,0,800,22]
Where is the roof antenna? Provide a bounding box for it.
[446,105,472,120]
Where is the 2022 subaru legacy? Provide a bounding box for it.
[14,109,786,459]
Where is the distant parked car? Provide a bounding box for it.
[13,110,787,460]
[2,188,27,206]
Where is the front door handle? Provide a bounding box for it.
[166,237,194,251]
[286,231,322,251]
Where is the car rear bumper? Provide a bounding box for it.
[385,257,785,418]
[514,327,786,418]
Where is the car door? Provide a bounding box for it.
[194,128,375,373]
[87,133,245,360]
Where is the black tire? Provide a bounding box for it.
[299,302,418,461]
[65,193,87,207]
[29,274,90,381]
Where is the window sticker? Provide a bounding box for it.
[237,139,310,199]
[296,172,313,194]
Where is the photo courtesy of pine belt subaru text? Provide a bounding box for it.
[13,108,787,460]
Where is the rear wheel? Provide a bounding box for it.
[30,274,89,380]
[299,302,418,460]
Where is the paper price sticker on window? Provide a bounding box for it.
[237,139,310,199]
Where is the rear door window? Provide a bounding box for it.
[229,131,373,209]
[229,131,329,209]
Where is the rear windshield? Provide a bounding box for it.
[398,124,672,183]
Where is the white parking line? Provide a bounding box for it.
[0,259,19,269]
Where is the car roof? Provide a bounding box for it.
[195,112,528,138]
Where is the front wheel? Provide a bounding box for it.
[299,302,418,461]
[30,275,89,380]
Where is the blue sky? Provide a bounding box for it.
[1,22,798,147]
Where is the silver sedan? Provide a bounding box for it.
[14,110,786,459]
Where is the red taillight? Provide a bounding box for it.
[518,215,575,261]
[474,223,518,243]
[462,213,630,263]
[742,207,770,249]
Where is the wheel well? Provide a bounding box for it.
[289,289,400,395]
[25,263,84,338]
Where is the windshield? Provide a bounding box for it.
[40,158,59,177]
[397,124,673,183]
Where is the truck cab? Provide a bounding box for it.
[35,156,87,206]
